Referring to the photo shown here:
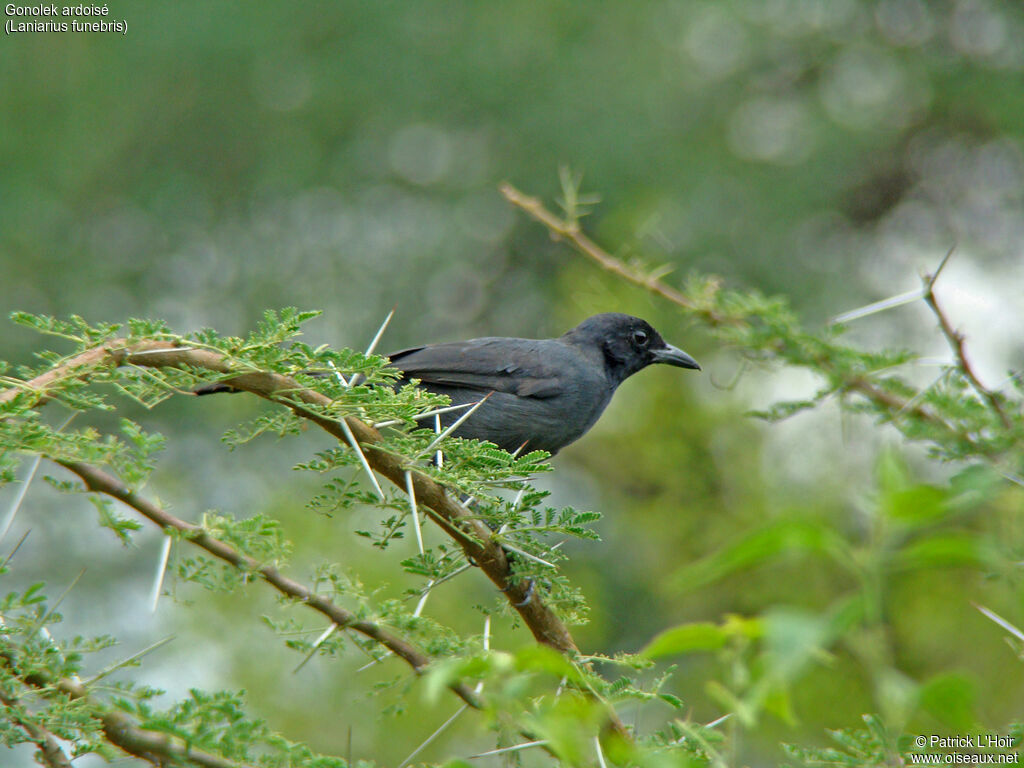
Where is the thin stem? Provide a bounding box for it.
[922,252,1012,430]
[1,336,621,733]
[0,688,74,768]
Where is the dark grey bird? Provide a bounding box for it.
[386,313,699,455]
[195,313,699,455]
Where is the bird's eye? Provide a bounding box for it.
[632,330,648,346]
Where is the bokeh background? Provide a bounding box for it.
[2,1,1023,765]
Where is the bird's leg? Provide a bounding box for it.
[501,576,536,607]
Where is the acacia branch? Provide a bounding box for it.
[0,688,74,768]
[0,340,579,655]
[500,182,1015,458]
[501,183,731,326]
[58,459,481,711]
[57,677,252,768]
[922,261,1013,430]
[2,337,629,738]
[0,651,253,768]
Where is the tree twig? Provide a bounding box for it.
[0,655,253,768]
[0,688,74,768]
[58,459,482,712]
[2,337,629,739]
[59,677,252,768]
[500,182,1014,459]
[0,340,581,657]
[501,183,731,326]
[922,251,1012,430]
[0,341,578,653]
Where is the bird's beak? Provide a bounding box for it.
[651,344,701,370]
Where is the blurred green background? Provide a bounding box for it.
[2,1,1023,765]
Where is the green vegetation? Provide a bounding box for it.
[1,183,1021,765]
[2,2,1024,765]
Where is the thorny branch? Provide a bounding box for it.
[1,340,630,738]
[0,687,73,768]
[0,651,253,768]
[922,249,1013,430]
[58,460,482,712]
[500,183,732,327]
[0,341,577,656]
[500,183,1017,457]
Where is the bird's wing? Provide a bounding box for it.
[388,338,565,399]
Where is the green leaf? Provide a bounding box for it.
[672,520,849,591]
[641,623,728,658]
[89,496,143,546]
[514,644,586,683]
[876,446,910,495]
[762,608,832,679]
[893,532,991,571]
[918,673,977,732]
[659,692,685,710]
[882,485,947,524]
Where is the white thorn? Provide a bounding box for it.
[354,655,389,671]
[294,623,339,673]
[338,419,385,500]
[975,603,1024,643]
[347,307,396,388]
[466,741,548,760]
[434,413,443,467]
[594,736,608,768]
[405,471,424,556]
[472,616,491,694]
[704,713,733,729]
[398,705,468,768]
[372,402,479,429]
[125,347,195,356]
[420,394,492,460]
[0,454,41,545]
[998,471,1024,489]
[149,534,172,613]
[328,360,350,388]
[511,488,526,513]
[85,635,176,686]
[1,414,74,545]
[495,541,556,568]
[831,288,924,325]
[365,307,395,357]
[407,562,473,607]
[413,580,434,618]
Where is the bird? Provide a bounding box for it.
[196,313,700,455]
[380,313,698,455]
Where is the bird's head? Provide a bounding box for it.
[565,313,701,384]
